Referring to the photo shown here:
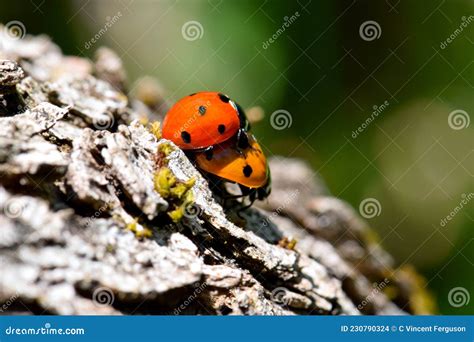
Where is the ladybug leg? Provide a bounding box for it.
[223,194,245,208]
[239,184,251,197]
[184,150,197,163]
[221,183,247,207]
[202,146,214,161]
[236,186,257,218]
[236,196,256,218]
[257,180,271,201]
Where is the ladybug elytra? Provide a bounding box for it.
[162,91,271,205]
[194,133,271,202]
[162,91,250,150]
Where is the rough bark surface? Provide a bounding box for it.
[0,30,434,315]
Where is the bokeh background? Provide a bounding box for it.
[1,0,472,314]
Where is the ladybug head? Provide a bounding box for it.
[234,101,251,131]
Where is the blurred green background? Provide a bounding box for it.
[1,0,472,314]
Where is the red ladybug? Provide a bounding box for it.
[193,133,271,204]
[162,91,250,151]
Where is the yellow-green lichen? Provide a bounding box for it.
[126,218,153,239]
[149,121,161,139]
[153,166,196,223]
[278,236,298,250]
[168,191,195,223]
[158,141,174,157]
[394,265,438,314]
[154,167,176,198]
[171,178,196,199]
[105,244,116,253]
[139,116,150,127]
[168,206,185,223]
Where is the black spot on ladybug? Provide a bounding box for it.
[243,165,253,178]
[181,131,191,144]
[189,93,197,96]
[205,149,213,161]
[218,93,230,103]
[198,105,206,115]
[218,124,226,134]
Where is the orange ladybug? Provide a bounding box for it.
[162,91,250,150]
[193,133,271,204]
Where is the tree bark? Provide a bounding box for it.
[0,30,435,315]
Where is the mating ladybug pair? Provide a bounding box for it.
[162,91,271,206]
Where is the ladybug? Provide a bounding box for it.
[192,133,271,205]
[162,91,250,151]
